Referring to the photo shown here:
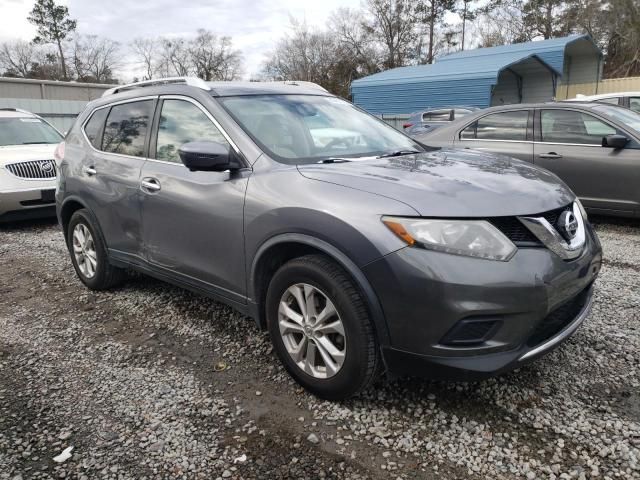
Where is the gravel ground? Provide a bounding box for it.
[0,216,639,480]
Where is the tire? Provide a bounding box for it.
[67,209,125,290]
[266,254,381,400]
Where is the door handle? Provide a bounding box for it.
[83,166,97,176]
[538,152,563,159]
[140,178,161,192]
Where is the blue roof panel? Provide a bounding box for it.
[351,52,559,87]
[439,34,595,61]
[438,34,600,73]
[350,34,601,114]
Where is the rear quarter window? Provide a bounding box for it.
[83,108,108,149]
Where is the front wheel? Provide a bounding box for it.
[266,254,380,400]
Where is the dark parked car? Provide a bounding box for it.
[413,102,640,218]
[403,106,479,136]
[56,78,601,399]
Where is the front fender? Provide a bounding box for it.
[248,232,391,346]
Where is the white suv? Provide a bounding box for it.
[0,108,63,222]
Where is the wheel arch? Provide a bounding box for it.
[248,233,391,347]
[59,196,91,243]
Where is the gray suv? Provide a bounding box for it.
[56,78,602,399]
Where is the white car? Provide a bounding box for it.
[567,92,640,113]
[0,108,63,222]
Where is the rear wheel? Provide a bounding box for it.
[266,254,380,400]
[67,209,125,290]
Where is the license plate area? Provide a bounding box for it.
[41,189,55,203]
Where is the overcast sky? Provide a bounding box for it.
[0,0,362,81]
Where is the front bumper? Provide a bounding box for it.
[1,165,57,220]
[0,187,57,221]
[364,223,602,380]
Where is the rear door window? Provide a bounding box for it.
[596,97,621,106]
[102,100,154,157]
[629,97,640,113]
[540,109,616,145]
[461,111,528,141]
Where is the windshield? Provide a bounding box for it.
[592,104,640,135]
[219,94,424,164]
[0,117,63,146]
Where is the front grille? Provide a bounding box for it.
[539,206,566,227]
[6,160,57,179]
[526,285,591,347]
[490,216,540,244]
[490,205,572,246]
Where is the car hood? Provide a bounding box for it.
[297,149,575,217]
[0,144,57,166]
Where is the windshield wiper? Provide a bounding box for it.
[377,149,421,158]
[22,141,50,145]
[318,158,352,164]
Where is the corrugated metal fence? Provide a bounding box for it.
[0,98,88,132]
[0,77,111,131]
[0,77,112,101]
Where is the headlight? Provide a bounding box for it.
[576,198,588,220]
[382,216,517,261]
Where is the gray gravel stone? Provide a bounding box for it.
[0,217,639,479]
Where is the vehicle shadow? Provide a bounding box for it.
[589,214,640,229]
[0,217,59,232]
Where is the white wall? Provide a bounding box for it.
[491,70,520,106]
[491,57,556,105]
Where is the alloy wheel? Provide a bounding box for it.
[278,283,346,379]
[72,223,97,279]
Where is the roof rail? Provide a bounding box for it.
[0,107,35,115]
[102,77,211,97]
[274,80,328,92]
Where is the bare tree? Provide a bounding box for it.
[130,32,243,81]
[189,30,243,81]
[328,8,381,75]
[0,41,39,77]
[473,1,529,46]
[156,37,192,77]
[69,35,120,83]
[601,0,640,77]
[130,38,157,80]
[415,0,457,64]
[457,0,480,50]
[0,40,62,79]
[262,19,338,84]
[364,0,418,69]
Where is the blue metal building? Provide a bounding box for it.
[351,34,602,115]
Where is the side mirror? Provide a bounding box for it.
[178,141,242,172]
[602,134,628,149]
